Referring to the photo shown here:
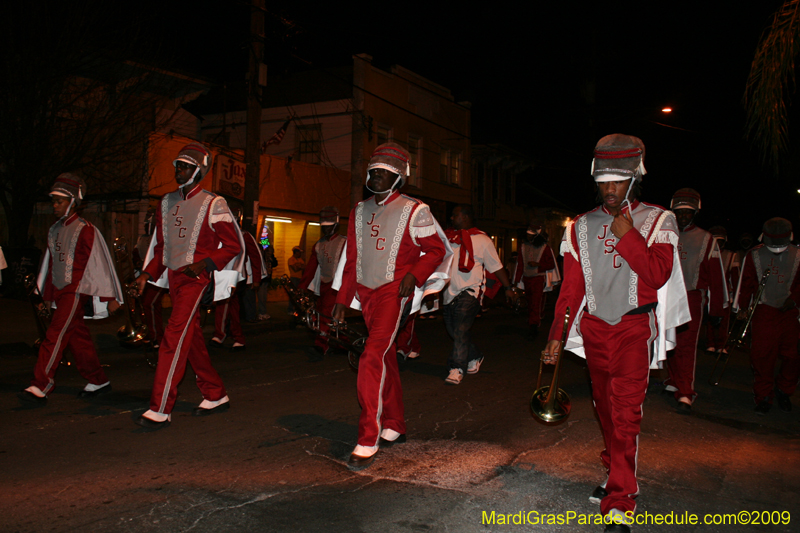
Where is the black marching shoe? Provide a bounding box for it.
[378,434,407,448]
[676,397,692,413]
[77,383,112,399]
[754,400,772,415]
[776,389,793,412]
[193,402,230,417]
[347,450,378,471]
[604,509,631,533]
[17,390,47,407]
[589,485,607,504]
[135,415,171,430]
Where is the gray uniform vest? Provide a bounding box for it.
[570,203,677,325]
[677,226,711,291]
[316,234,346,283]
[355,195,421,289]
[48,217,88,290]
[750,245,800,308]
[520,242,545,277]
[160,189,215,270]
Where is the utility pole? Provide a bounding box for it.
[244,0,265,237]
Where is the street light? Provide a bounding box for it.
[662,107,673,113]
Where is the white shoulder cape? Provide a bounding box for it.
[37,226,125,320]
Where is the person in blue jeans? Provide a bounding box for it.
[443,205,516,385]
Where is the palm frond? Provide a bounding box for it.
[744,0,800,173]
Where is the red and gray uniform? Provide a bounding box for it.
[144,186,241,415]
[299,233,346,351]
[549,201,678,516]
[135,233,166,346]
[336,191,445,447]
[33,214,111,394]
[514,241,556,326]
[735,245,800,404]
[706,247,737,351]
[666,225,725,400]
[214,231,264,345]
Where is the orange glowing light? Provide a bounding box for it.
[662,107,673,113]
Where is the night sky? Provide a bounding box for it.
[149,1,796,243]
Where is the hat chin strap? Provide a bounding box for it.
[58,198,76,221]
[365,174,402,195]
[179,167,201,189]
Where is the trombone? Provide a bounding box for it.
[709,268,770,386]
[531,307,572,423]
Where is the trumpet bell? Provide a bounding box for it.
[347,337,367,371]
[530,385,571,423]
[117,324,149,348]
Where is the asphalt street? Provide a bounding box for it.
[1,295,798,533]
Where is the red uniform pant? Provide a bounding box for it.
[523,275,545,326]
[750,305,800,404]
[149,270,227,414]
[582,310,657,516]
[395,313,420,356]
[356,280,408,447]
[314,281,337,351]
[32,292,108,395]
[214,286,244,344]
[141,284,166,346]
[705,305,731,351]
[667,290,702,401]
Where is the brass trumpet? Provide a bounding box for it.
[709,268,770,386]
[279,274,316,326]
[326,320,367,371]
[531,307,571,423]
[113,236,149,348]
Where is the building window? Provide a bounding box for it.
[408,135,422,187]
[450,151,460,185]
[296,124,322,164]
[440,149,450,183]
[440,148,461,185]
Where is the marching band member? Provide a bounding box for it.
[443,205,516,385]
[733,217,800,414]
[705,226,737,355]
[211,218,266,351]
[664,188,726,412]
[134,143,245,429]
[135,211,166,350]
[332,143,451,470]
[298,206,347,357]
[514,224,559,338]
[543,134,689,532]
[395,311,421,360]
[19,173,123,406]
